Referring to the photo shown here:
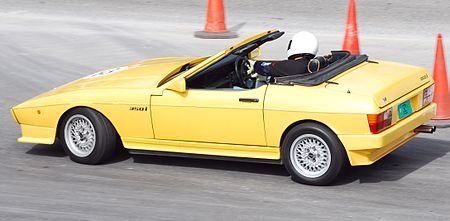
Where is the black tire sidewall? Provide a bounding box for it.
[60,108,116,164]
[282,123,346,185]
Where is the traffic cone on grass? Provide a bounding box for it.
[194,0,238,39]
[342,0,360,55]
[432,33,450,120]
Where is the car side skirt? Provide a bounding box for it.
[129,150,282,165]
[122,137,280,161]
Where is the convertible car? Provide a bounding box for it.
[11,29,436,185]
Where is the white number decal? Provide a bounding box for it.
[83,66,128,79]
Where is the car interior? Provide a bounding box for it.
[185,31,368,90]
[185,52,356,90]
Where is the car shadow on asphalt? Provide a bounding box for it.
[335,137,450,185]
[26,141,66,157]
[26,140,131,164]
[132,155,290,177]
[25,137,449,185]
[132,137,449,184]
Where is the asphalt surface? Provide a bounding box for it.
[1,0,450,220]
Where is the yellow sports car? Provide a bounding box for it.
[11,30,436,185]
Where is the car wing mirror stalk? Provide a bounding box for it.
[166,78,187,93]
[248,47,261,59]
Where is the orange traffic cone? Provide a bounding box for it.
[432,33,450,120]
[194,0,238,39]
[342,0,360,55]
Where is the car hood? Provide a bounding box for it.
[326,60,431,107]
[13,57,202,108]
[60,57,200,91]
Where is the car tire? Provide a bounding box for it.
[281,122,347,185]
[60,108,116,165]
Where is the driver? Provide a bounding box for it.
[247,31,327,78]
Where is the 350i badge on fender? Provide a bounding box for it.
[129,107,147,111]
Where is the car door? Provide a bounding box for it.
[151,85,267,146]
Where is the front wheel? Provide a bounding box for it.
[60,108,117,165]
[282,123,347,185]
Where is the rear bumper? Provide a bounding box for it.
[339,103,436,166]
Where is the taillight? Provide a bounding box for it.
[421,85,434,108]
[367,108,393,134]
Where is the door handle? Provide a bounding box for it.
[239,98,259,103]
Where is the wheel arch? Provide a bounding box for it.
[56,106,121,141]
[279,119,340,150]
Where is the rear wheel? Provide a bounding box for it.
[60,108,116,164]
[282,122,347,185]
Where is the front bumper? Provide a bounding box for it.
[339,103,437,166]
[10,108,18,123]
[11,108,55,144]
[17,124,56,145]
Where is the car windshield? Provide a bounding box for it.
[231,31,285,56]
[158,58,207,87]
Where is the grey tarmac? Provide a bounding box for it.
[1,0,450,220]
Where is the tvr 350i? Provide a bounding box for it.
[11,30,436,185]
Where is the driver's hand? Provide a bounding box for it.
[246,60,256,75]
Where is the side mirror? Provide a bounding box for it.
[166,78,186,93]
[248,47,261,59]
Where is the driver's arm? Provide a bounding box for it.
[249,60,274,76]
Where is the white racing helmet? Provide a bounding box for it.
[287,31,319,58]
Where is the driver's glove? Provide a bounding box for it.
[246,60,256,76]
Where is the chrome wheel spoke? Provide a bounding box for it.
[64,114,96,157]
[290,134,331,178]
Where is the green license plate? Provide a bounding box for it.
[398,100,413,119]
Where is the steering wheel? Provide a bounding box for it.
[234,56,252,88]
